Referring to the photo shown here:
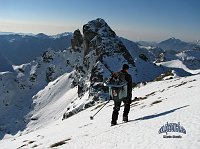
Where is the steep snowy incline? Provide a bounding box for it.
[0,74,199,149]
[24,72,78,132]
[0,48,83,139]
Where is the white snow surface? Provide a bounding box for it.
[158,60,200,74]
[0,73,200,149]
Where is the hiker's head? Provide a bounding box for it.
[122,64,129,72]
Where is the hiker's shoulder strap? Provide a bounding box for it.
[118,71,126,79]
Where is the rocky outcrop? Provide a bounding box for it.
[71,29,83,51]
[83,18,116,56]
[42,50,55,63]
[83,18,116,40]
[82,18,134,66]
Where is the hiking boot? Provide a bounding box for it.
[123,116,128,123]
[111,121,117,126]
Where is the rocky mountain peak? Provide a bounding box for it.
[80,19,135,70]
[161,37,182,44]
[158,37,191,52]
[35,33,49,39]
[83,18,116,41]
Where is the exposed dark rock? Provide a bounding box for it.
[30,73,37,82]
[139,53,148,61]
[46,65,55,82]
[42,50,55,63]
[71,29,83,51]
[82,18,116,56]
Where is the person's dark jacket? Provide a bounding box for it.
[121,70,132,99]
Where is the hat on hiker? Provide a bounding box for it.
[122,64,129,70]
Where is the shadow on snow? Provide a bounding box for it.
[132,105,189,121]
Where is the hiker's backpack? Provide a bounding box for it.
[106,71,128,101]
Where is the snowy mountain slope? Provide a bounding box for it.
[19,69,94,133]
[176,49,200,70]
[25,72,78,131]
[158,60,200,75]
[120,37,180,64]
[122,37,200,74]
[0,73,199,149]
[0,49,83,139]
[0,18,197,141]
[156,49,200,74]
[136,38,200,66]
[152,49,200,73]
[118,37,177,82]
[120,37,193,79]
[119,37,160,62]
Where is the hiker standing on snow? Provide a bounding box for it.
[111,64,132,126]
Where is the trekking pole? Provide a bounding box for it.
[90,99,111,120]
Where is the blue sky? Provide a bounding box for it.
[0,0,199,42]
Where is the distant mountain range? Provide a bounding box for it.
[138,37,199,52]
[125,37,200,70]
[1,30,199,68]
[0,32,73,65]
[158,37,197,52]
